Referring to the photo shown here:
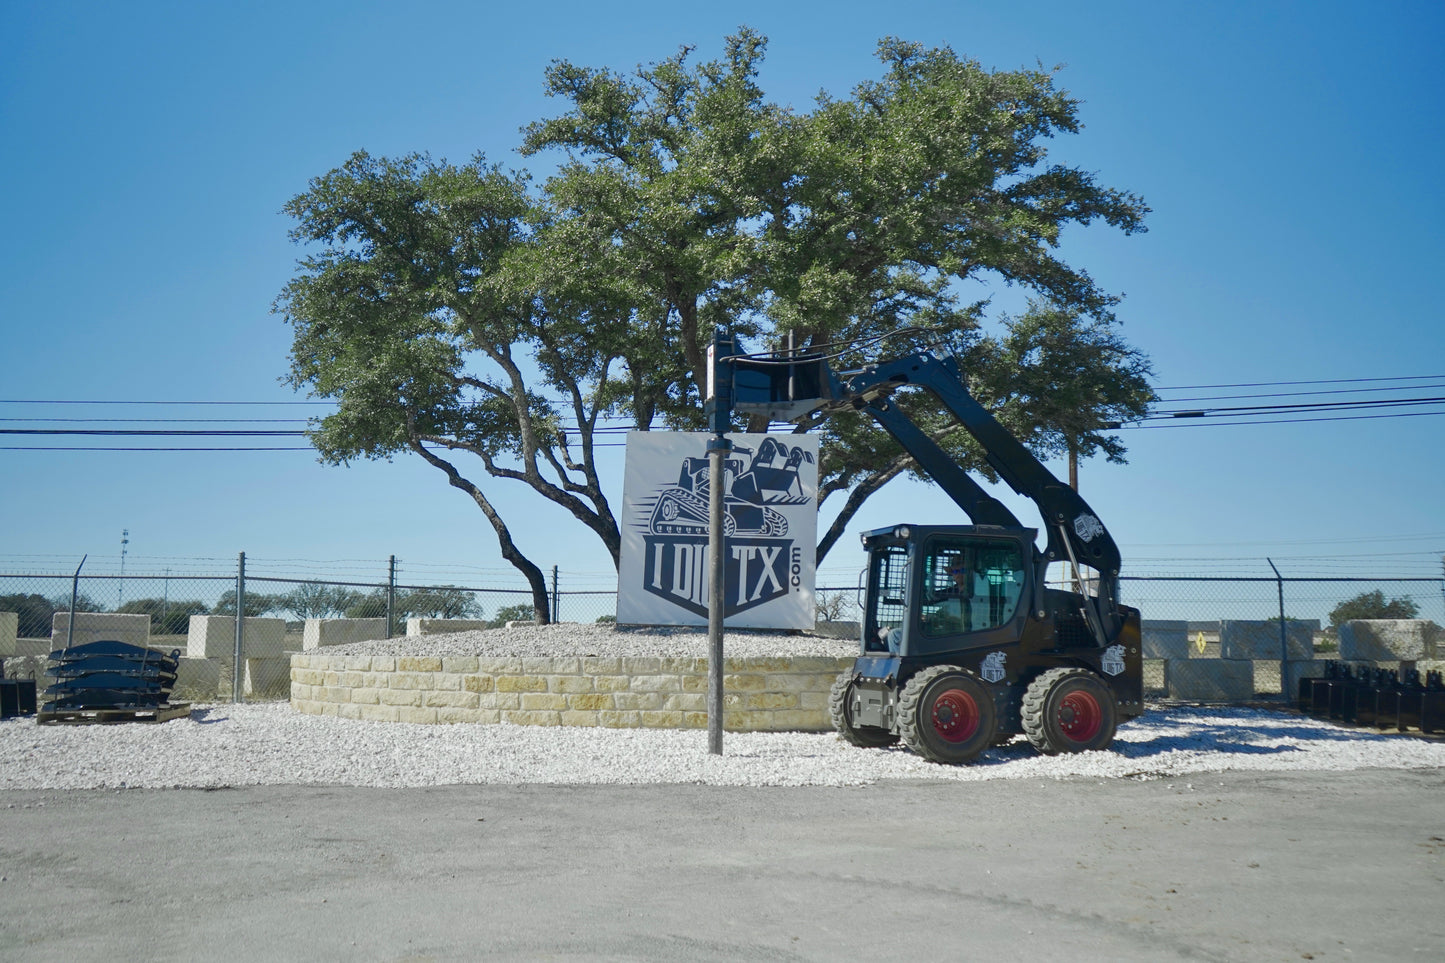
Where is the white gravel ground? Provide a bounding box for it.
[2,703,1442,790]
[332,624,860,659]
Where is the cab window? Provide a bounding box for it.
[920,537,1025,637]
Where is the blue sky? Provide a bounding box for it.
[2,0,1443,594]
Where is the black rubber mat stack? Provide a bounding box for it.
[1299,660,1445,735]
[38,640,189,724]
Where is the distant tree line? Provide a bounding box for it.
[0,585,534,637]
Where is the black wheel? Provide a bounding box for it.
[897,665,997,764]
[829,672,899,748]
[1021,667,1119,755]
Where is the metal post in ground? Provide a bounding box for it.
[387,555,397,639]
[706,435,730,755]
[551,565,559,624]
[232,552,246,703]
[64,555,87,655]
[1267,557,1286,696]
[703,330,736,756]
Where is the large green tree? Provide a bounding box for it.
[279,31,1151,618]
[1328,590,1420,630]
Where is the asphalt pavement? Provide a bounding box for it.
[2,768,1442,961]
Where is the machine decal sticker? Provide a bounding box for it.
[1102,644,1126,676]
[980,650,1007,684]
[617,432,818,628]
[1073,513,1105,542]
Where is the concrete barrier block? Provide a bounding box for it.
[1220,620,1315,660]
[813,620,860,641]
[1165,659,1255,702]
[303,618,387,650]
[0,612,16,657]
[1339,620,1441,661]
[51,612,150,649]
[1141,620,1189,659]
[3,656,45,680]
[406,618,490,636]
[1282,660,1328,701]
[187,616,286,658]
[244,657,292,699]
[13,638,52,657]
[171,657,222,702]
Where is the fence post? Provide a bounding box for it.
[232,551,246,704]
[551,565,559,624]
[387,555,397,639]
[1267,557,1286,695]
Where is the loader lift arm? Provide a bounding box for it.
[718,346,1125,646]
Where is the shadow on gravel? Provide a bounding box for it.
[187,708,230,725]
[959,711,1388,768]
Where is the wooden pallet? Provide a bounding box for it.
[36,702,192,726]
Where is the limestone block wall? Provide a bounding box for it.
[303,618,387,650]
[291,654,852,730]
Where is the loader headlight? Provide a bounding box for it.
[894,525,911,540]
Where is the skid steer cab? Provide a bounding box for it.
[832,523,1143,764]
[709,337,1145,764]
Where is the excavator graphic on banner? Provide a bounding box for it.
[648,437,815,538]
[709,336,1144,764]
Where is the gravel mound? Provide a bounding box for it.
[332,623,858,660]
[2,704,1441,790]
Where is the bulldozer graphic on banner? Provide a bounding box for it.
[627,436,816,622]
[645,437,814,539]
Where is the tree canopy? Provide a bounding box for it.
[278,30,1152,620]
[1328,590,1421,629]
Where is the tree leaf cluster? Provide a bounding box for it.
[1327,590,1421,630]
[278,30,1154,617]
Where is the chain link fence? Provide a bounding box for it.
[5,555,1442,704]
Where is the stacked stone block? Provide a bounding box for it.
[0,612,16,657]
[303,618,387,650]
[1161,619,1317,702]
[52,612,151,650]
[1141,620,1189,659]
[1164,659,1255,703]
[291,654,852,731]
[406,618,491,636]
[1338,620,1440,663]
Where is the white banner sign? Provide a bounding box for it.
[617,432,818,629]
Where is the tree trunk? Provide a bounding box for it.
[410,441,553,624]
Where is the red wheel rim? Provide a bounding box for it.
[1057,689,1103,743]
[931,688,980,743]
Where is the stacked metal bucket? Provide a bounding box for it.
[39,641,186,724]
[1300,661,1445,734]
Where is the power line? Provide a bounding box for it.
[1156,382,1445,403]
[0,417,311,424]
[1146,395,1445,419]
[0,399,335,406]
[1119,409,1445,429]
[0,429,305,436]
[1154,374,1445,391]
